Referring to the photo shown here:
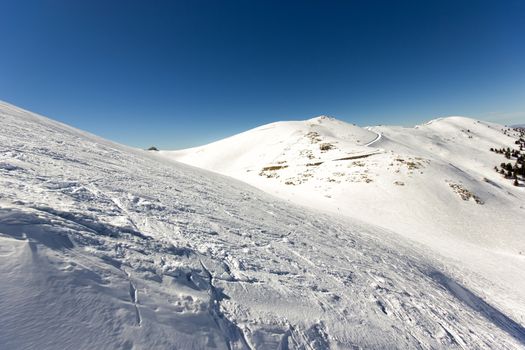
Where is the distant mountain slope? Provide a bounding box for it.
[164,115,525,323]
[2,101,525,348]
[171,116,378,173]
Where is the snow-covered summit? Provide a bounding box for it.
[308,115,336,122]
[165,116,378,173]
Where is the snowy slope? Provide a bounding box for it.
[1,102,525,349]
[172,116,379,174]
[163,115,525,326]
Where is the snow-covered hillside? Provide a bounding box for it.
[163,115,525,327]
[171,116,379,174]
[1,102,525,349]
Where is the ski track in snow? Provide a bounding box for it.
[363,128,382,146]
[0,102,524,349]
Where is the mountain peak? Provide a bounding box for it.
[308,115,337,122]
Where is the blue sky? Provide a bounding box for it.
[1,0,524,149]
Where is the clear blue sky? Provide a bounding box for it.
[1,0,524,149]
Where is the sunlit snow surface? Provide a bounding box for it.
[166,115,525,327]
[1,102,524,349]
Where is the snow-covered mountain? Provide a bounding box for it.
[163,115,525,326]
[2,101,525,349]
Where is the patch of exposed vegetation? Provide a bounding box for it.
[283,169,315,185]
[300,171,315,181]
[344,172,373,183]
[320,143,335,151]
[300,149,315,159]
[350,161,365,167]
[259,171,279,179]
[306,131,322,143]
[392,157,429,175]
[405,161,420,170]
[259,164,288,178]
[395,157,427,170]
[448,182,484,204]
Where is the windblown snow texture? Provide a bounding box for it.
[1,102,524,349]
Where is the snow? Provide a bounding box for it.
[1,101,525,349]
[163,114,525,331]
[170,115,378,174]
